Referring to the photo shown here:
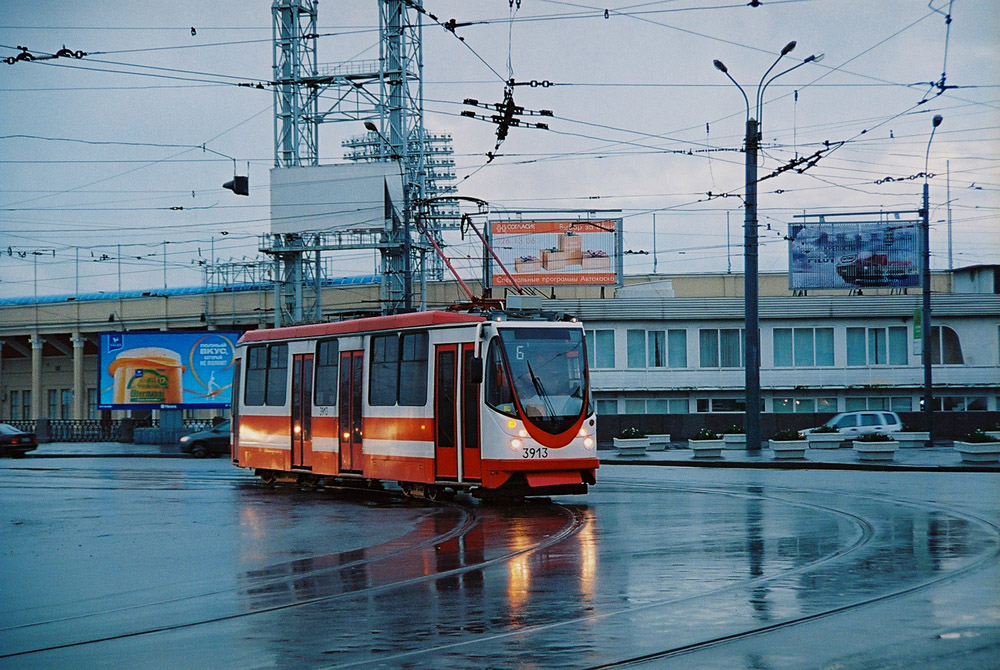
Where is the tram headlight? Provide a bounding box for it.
[583,437,595,450]
[509,438,523,451]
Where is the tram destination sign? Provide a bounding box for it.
[488,218,623,287]
[97,331,239,410]
[787,219,921,290]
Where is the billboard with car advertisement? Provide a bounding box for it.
[98,331,239,410]
[787,219,921,289]
[488,219,623,287]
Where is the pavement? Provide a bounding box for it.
[16,439,1000,472]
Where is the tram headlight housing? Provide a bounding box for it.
[509,438,523,451]
[583,437,595,450]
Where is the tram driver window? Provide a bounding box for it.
[484,341,515,416]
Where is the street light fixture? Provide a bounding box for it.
[921,114,943,431]
[714,44,822,452]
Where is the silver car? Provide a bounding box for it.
[803,411,903,435]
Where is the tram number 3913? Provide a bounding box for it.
[522,447,549,459]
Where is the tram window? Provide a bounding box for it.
[399,332,428,406]
[484,341,515,416]
[315,339,339,406]
[245,345,267,406]
[370,334,399,406]
[265,344,288,406]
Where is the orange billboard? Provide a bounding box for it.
[489,219,622,287]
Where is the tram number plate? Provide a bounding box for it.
[522,447,549,459]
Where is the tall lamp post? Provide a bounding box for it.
[922,114,943,432]
[714,43,822,451]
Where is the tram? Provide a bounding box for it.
[230,310,598,497]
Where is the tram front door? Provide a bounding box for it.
[435,343,482,482]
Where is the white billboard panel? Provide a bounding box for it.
[269,163,405,235]
[787,220,921,289]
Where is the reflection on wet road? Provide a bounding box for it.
[1,461,997,669]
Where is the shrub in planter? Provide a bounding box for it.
[618,427,647,439]
[852,431,898,462]
[771,428,804,441]
[723,425,745,435]
[958,429,998,443]
[692,428,720,441]
[853,432,895,442]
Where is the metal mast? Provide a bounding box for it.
[266,0,453,321]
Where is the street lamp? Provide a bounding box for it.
[714,43,822,451]
[922,114,943,431]
[365,120,413,312]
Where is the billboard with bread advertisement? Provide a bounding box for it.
[489,219,623,287]
[98,331,239,410]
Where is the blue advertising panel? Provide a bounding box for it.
[787,220,921,289]
[98,331,239,410]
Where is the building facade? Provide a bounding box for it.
[2,269,998,435]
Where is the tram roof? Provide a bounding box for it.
[239,310,486,343]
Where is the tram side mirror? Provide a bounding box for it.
[470,356,484,384]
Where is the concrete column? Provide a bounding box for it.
[72,333,86,419]
[31,336,43,420]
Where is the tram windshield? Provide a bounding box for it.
[486,327,588,434]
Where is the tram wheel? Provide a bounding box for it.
[257,470,276,485]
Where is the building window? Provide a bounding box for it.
[699,329,743,368]
[774,398,832,413]
[942,396,987,411]
[627,330,645,368]
[846,396,912,411]
[586,329,615,369]
[696,397,746,413]
[623,398,645,413]
[48,389,58,419]
[929,326,964,365]
[314,339,339,406]
[846,327,907,366]
[22,390,31,420]
[9,391,19,422]
[668,330,687,368]
[88,388,98,419]
[595,399,618,415]
[773,328,834,367]
[61,389,72,419]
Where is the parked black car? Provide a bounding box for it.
[179,420,231,458]
[0,423,38,457]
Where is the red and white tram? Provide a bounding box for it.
[231,310,598,497]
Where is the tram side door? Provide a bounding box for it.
[338,351,364,473]
[461,343,482,481]
[291,354,313,469]
[434,344,459,480]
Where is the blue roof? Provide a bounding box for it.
[0,275,381,306]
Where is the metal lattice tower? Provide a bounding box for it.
[266,0,453,321]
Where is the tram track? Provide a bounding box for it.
[0,485,588,662]
[321,476,1000,670]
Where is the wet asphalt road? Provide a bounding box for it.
[1,457,998,669]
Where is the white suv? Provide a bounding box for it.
[804,411,903,435]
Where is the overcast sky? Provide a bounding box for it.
[1,0,997,298]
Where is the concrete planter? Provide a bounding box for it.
[806,432,844,449]
[613,437,649,456]
[852,439,899,462]
[953,440,1000,463]
[722,433,746,450]
[769,439,808,459]
[688,438,724,459]
[893,431,930,449]
[647,434,671,451]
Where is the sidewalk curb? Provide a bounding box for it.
[600,457,1000,474]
